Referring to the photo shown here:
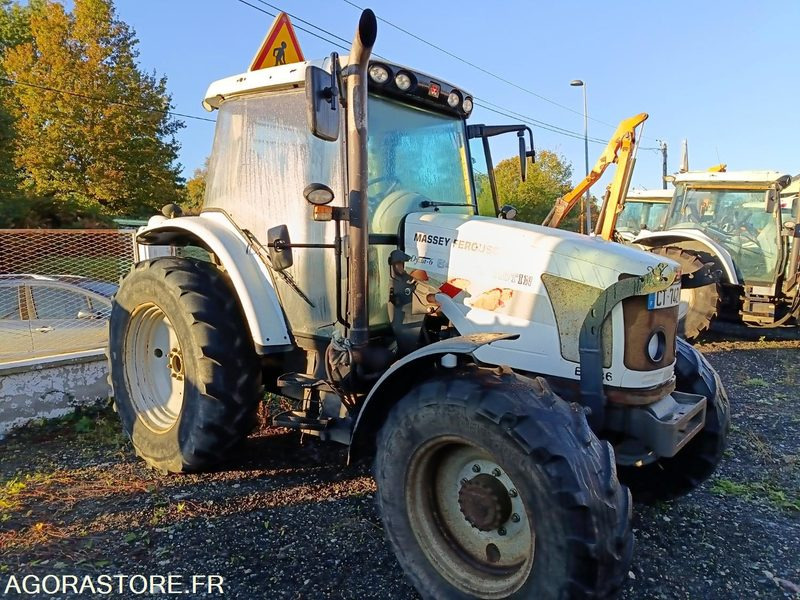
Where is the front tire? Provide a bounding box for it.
[109,257,262,473]
[651,247,719,341]
[375,369,632,599]
[617,338,730,503]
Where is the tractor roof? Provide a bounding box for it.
[626,189,673,201]
[672,170,791,189]
[202,58,470,113]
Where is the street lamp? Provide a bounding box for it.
[570,79,591,235]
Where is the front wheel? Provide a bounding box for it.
[617,338,730,503]
[375,370,632,599]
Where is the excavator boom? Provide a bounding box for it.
[543,112,648,238]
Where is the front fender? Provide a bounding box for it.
[635,230,740,284]
[136,211,291,353]
[350,333,517,449]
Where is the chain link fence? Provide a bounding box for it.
[0,229,136,362]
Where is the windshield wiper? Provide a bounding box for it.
[419,200,473,209]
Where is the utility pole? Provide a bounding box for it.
[659,141,668,189]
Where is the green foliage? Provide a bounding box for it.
[182,159,207,214]
[711,478,800,511]
[492,150,582,230]
[0,0,184,221]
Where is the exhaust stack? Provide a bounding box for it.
[345,9,377,355]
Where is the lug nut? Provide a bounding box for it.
[472,464,481,473]
[498,527,507,536]
[492,468,502,477]
[509,489,518,498]
[511,513,520,523]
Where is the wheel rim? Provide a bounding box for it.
[124,303,185,433]
[406,437,534,597]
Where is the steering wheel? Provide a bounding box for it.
[367,175,401,198]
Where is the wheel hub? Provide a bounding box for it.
[458,473,512,532]
[167,347,184,380]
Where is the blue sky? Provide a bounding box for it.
[113,0,800,189]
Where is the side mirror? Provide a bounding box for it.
[498,204,518,220]
[267,224,293,271]
[306,66,339,142]
[518,132,527,182]
[765,189,777,213]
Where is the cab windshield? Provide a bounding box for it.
[367,95,473,233]
[666,185,780,283]
[618,200,669,234]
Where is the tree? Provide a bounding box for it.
[492,150,585,230]
[0,0,39,199]
[182,160,207,215]
[1,0,184,218]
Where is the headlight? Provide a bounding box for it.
[447,90,461,108]
[368,64,390,84]
[395,71,414,91]
[646,330,666,363]
[462,96,474,114]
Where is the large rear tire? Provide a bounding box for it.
[375,369,632,599]
[651,246,719,341]
[109,257,262,473]
[617,338,730,503]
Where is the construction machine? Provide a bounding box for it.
[636,170,800,339]
[542,113,648,240]
[108,10,728,598]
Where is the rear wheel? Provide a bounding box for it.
[617,338,730,503]
[375,370,632,599]
[651,246,719,341]
[109,257,262,473]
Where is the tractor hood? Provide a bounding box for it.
[403,213,674,295]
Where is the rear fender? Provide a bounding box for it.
[635,230,739,284]
[136,211,292,353]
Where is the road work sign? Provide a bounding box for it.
[249,12,305,71]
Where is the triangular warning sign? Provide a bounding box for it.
[249,12,305,71]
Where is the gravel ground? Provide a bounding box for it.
[1,338,798,599]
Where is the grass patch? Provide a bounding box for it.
[711,478,800,511]
[741,376,768,387]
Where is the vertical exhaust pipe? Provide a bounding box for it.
[346,9,377,356]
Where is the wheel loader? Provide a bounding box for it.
[108,10,729,598]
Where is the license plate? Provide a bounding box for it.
[647,283,681,310]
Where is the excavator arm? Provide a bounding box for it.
[542,113,648,239]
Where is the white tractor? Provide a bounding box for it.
[108,10,728,598]
[636,170,799,339]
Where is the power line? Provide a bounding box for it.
[235,0,351,53]
[339,0,664,146]
[233,0,606,145]
[339,0,618,128]
[0,76,216,124]
[474,98,609,145]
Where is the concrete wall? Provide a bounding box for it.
[0,350,110,438]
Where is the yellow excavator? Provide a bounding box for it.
[542,113,648,240]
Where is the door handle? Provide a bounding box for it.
[34,326,54,333]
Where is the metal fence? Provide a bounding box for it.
[0,229,136,362]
